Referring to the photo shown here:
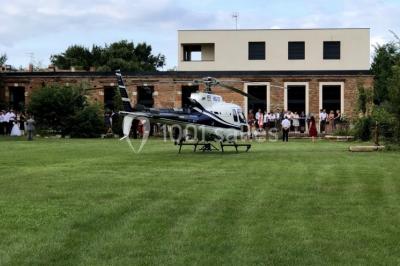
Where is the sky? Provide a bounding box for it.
[0,0,399,70]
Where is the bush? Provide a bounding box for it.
[333,127,352,136]
[69,104,104,138]
[353,116,373,141]
[371,105,399,142]
[28,84,86,135]
[28,83,105,138]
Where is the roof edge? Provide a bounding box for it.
[178,28,370,32]
[1,70,372,78]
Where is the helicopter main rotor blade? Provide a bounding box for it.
[218,83,260,102]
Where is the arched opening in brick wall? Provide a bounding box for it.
[247,85,267,115]
[137,86,154,108]
[104,87,116,111]
[9,87,25,111]
[287,85,306,114]
[322,85,341,113]
[0,86,6,106]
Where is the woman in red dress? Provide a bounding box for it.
[308,116,318,143]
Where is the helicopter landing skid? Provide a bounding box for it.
[220,142,251,153]
[177,140,251,153]
[177,140,219,153]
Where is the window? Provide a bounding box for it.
[183,45,201,61]
[248,42,265,60]
[324,41,341,60]
[233,109,238,122]
[238,110,246,123]
[182,43,215,61]
[288,42,305,60]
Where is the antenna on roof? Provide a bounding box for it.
[25,52,34,64]
[232,12,239,30]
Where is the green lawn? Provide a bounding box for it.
[0,138,399,265]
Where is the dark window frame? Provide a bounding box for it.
[288,41,305,60]
[248,42,266,60]
[323,41,341,60]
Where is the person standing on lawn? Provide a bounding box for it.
[308,116,318,143]
[319,109,327,133]
[26,116,35,141]
[7,109,16,135]
[281,116,291,142]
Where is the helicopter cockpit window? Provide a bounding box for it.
[213,96,221,102]
[238,110,246,123]
[233,109,238,122]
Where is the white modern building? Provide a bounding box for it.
[178,28,370,71]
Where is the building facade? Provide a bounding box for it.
[0,28,373,122]
[178,28,370,71]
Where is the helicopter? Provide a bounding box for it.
[116,70,260,152]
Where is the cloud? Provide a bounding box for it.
[0,0,215,47]
[0,0,399,68]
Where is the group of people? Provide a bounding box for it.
[247,108,344,143]
[319,109,343,134]
[281,115,319,142]
[0,109,35,140]
[248,109,308,134]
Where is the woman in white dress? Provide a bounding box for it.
[10,121,22,136]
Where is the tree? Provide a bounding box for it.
[50,45,92,70]
[50,40,165,72]
[356,82,373,116]
[388,65,400,115]
[387,65,400,141]
[0,53,7,65]
[353,82,374,141]
[365,32,400,143]
[371,42,400,104]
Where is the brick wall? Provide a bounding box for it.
[0,72,373,121]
